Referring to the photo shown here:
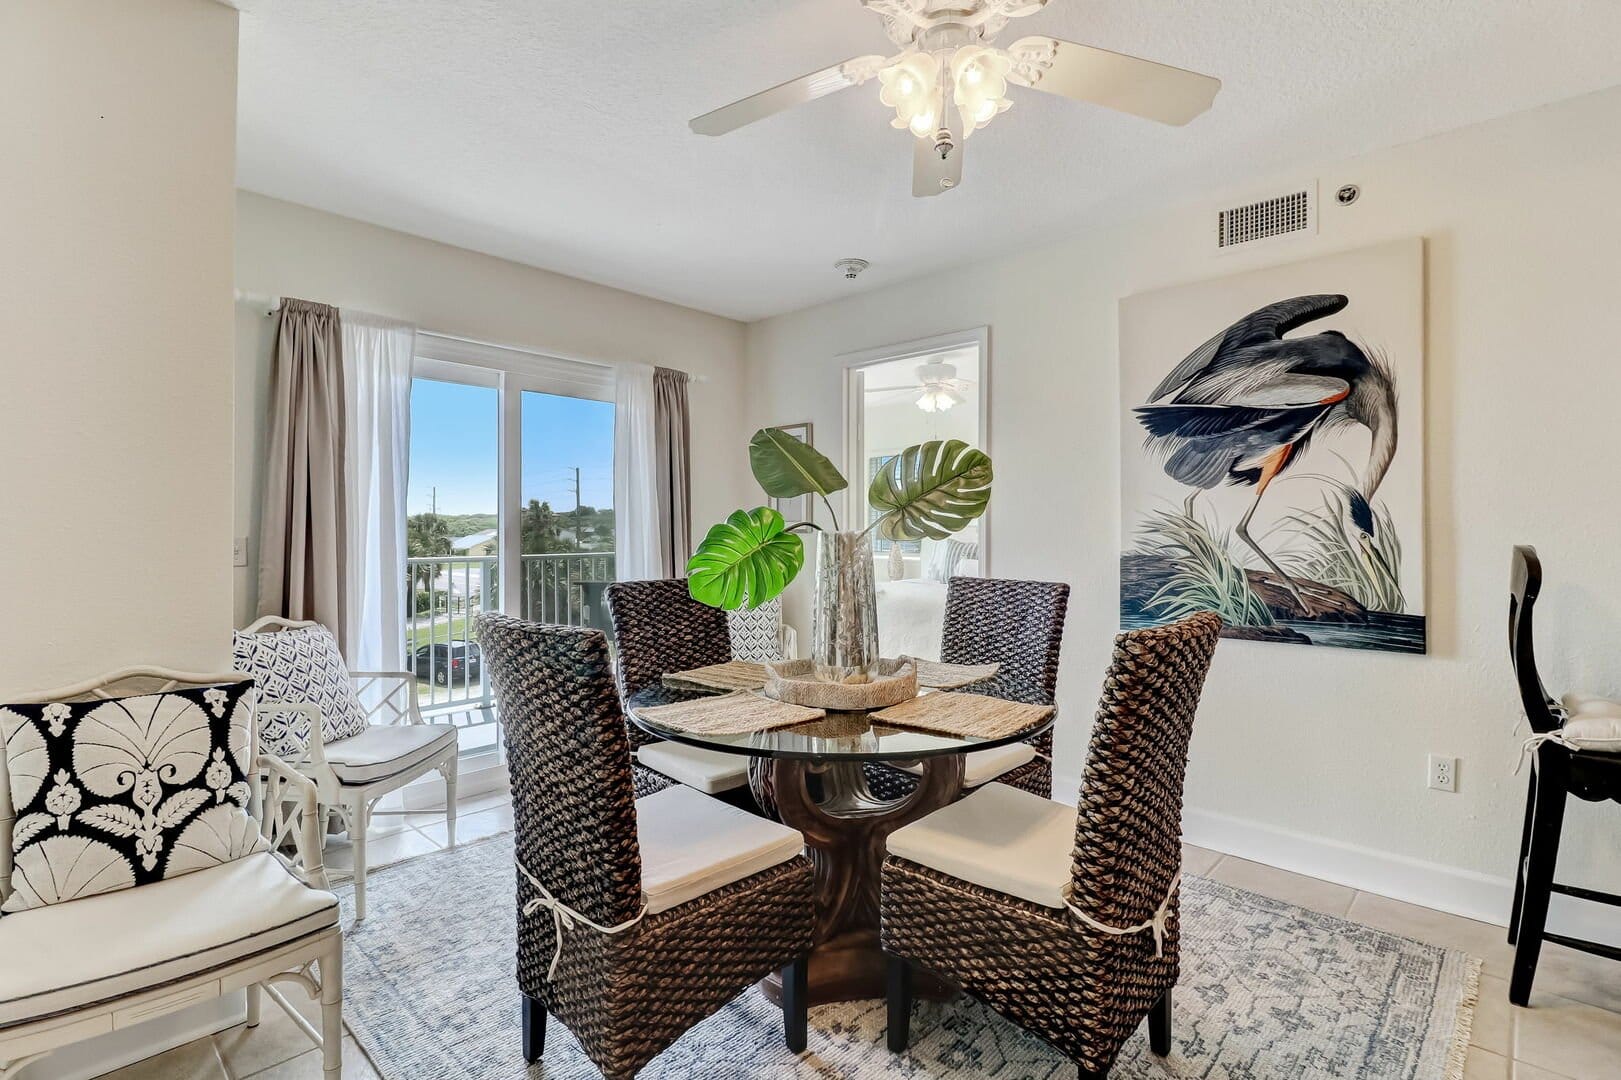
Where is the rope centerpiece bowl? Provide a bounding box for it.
[763,657,919,711]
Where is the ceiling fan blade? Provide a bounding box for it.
[913,135,963,197]
[1007,37,1220,126]
[690,55,888,136]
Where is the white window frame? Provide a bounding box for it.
[414,333,615,618]
[840,326,992,574]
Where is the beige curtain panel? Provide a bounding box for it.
[257,298,350,647]
[653,367,692,577]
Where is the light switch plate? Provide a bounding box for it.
[233,537,248,567]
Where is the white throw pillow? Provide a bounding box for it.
[232,624,370,758]
[728,599,786,662]
[0,681,267,912]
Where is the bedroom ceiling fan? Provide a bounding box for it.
[867,357,977,412]
[689,0,1221,197]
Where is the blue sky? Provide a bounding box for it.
[407,379,614,516]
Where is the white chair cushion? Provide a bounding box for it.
[898,742,1038,788]
[322,724,458,785]
[1563,692,1621,718]
[636,785,803,915]
[0,852,337,1027]
[886,781,1074,908]
[1559,713,1621,752]
[633,741,748,794]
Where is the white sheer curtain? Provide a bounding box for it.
[341,311,415,670]
[614,361,663,581]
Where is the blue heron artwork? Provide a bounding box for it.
[1119,239,1426,653]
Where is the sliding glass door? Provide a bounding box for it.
[405,339,616,751]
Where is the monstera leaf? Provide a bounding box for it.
[748,427,847,502]
[687,507,806,610]
[868,439,993,541]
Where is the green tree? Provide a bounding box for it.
[407,512,453,592]
[522,499,581,554]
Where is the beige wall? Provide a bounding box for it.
[745,86,1621,928]
[1,0,239,693]
[233,192,753,625]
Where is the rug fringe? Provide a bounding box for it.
[1442,955,1483,1080]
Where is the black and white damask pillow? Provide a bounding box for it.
[231,623,370,759]
[0,680,267,913]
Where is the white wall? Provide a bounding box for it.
[2,3,244,1075]
[233,192,752,624]
[1,0,239,690]
[745,85,1621,928]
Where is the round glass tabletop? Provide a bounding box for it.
[625,684,1055,763]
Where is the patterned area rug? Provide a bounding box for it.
[337,835,1478,1079]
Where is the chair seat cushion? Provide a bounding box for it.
[0,852,337,1027]
[633,741,748,794]
[1563,692,1621,718]
[886,781,1074,908]
[322,723,458,784]
[636,785,803,914]
[897,741,1038,788]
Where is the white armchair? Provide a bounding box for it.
[236,617,459,921]
[0,668,343,1080]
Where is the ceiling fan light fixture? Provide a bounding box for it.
[916,387,964,413]
[878,51,942,136]
[950,46,1013,135]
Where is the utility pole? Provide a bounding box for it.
[430,486,437,517]
[569,467,583,541]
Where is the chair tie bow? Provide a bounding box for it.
[1514,731,1583,775]
[1060,871,1181,959]
[517,861,648,980]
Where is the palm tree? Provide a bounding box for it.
[407,512,453,595]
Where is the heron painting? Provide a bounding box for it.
[1118,239,1426,653]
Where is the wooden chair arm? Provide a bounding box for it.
[349,671,423,725]
[256,753,329,890]
[258,699,331,771]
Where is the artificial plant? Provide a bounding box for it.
[686,427,992,610]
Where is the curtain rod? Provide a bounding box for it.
[232,290,707,383]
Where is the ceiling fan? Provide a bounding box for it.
[866,357,977,412]
[689,0,1221,197]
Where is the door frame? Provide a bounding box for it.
[838,326,992,574]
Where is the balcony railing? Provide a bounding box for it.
[404,552,616,719]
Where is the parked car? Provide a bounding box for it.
[412,640,482,686]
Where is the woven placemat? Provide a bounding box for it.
[662,660,769,693]
[902,657,1001,690]
[635,690,823,736]
[871,692,1052,740]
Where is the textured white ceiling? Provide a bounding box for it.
[236,1,1621,321]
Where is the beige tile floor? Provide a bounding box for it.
[96,799,1619,1079]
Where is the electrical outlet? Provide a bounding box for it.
[1427,754,1458,793]
[233,537,248,567]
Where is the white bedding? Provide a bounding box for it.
[876,579,948,661]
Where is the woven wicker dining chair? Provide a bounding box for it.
[868,576,1071,801]
[476,614,816,1080]
[881,611,1221,1079]
[606,578,754,801]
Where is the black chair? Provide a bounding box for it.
[605,578,755,804]
[1506,544,1621,1005]
[867,577,1071,801]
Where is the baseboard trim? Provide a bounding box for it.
[1049,770,1620,951]
[1179,805,1621,949]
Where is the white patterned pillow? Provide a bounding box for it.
[925,538,979,583]
[232,623,370,758]
[0,680,267,912]
[728,599,787,662]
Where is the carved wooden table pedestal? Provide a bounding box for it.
[751,755,965,1005]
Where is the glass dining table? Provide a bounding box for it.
[626,683,1056,1005]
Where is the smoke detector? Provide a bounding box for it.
[834,258,870,279]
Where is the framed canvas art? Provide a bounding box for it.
[1119,238,1426,653]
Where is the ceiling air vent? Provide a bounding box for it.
[1216,188,1315,250]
